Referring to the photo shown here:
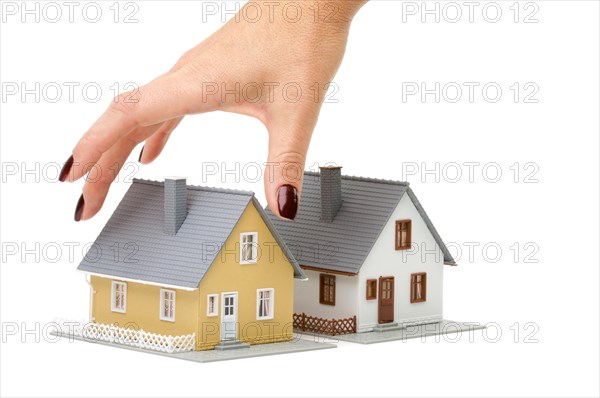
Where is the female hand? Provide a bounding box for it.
[59,0,367,221]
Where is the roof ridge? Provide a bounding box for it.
[303,171,409,186]
[132,178,255,196]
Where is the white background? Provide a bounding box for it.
[1,1,599,397]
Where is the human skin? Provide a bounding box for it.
[59,0,368,221]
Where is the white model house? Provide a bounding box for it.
[266,167,456,334]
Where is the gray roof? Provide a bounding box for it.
[265,172,455,274]
[78,179,305,288]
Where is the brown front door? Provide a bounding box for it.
[378,276,394,324]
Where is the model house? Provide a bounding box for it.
[77,177,305,352]
[265,167,456,335]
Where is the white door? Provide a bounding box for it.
[221,293,238,341]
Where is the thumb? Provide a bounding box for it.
[263,121,313,221]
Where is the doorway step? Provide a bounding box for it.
[373,322,403,333]
[214,340,251,351]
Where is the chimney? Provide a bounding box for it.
[320,166,342,222]
[164,177,187,235]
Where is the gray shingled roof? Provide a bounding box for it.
[265,172,455,274]
[78,179,304,288]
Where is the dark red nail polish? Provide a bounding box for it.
[74,194,85,222]
[138,147,144,162]
[59,155,74,182]
[277,185,298,220]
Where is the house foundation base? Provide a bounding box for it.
[50,331,336,363]
[300,319,487,345]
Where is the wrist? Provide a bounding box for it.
[283,0,367,35]
[328,0,368,19]
[240,1,366,27]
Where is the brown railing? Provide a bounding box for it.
[293,312,356,336]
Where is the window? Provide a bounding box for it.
[319,274,336,305]
[395,220,412,250]
[111,281,127,313]
[223,294,235,316]
[240,232,258,264]
[366,279,377,300]
[207,294,218,316]
[410,273,427,303]
[256,288,274,320]
[160,289,176,321]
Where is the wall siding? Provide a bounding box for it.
[194,201,295,350]
[357,194,444,332]
[90,276,198,337]
[293,269,358,320]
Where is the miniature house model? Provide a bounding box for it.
[266,167,456,335]
[77,178,305,351]
[73,169,456,354]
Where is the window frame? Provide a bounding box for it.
[366,279,377,300]
[395,219,412,250]
[159,289,176,322]
[319,274,336,306]
[410,272,427,303]
[256,288,275,320]
[240,232,259,264]
[111,281,127,313]
[206,294,218,317]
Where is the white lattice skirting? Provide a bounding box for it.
[54,319,195,353]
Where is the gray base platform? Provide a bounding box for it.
[297,320,486,345]
[51,332,335,363]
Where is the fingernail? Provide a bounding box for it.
[59,155,74,182]
[138,146,144,162]
[277,184,298,220]
[74,194,85,222]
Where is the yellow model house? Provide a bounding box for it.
[77,178,305,352]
